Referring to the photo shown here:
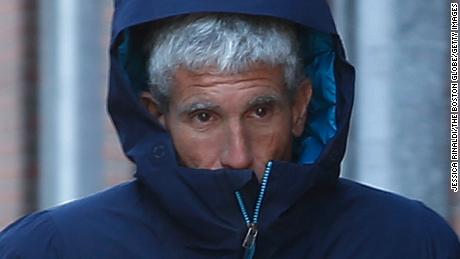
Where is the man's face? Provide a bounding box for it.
[143,65,311,179]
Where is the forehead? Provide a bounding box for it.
[171,65,287,103]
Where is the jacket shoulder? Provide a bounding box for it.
[0,210,62,258]
[332,178,460,258]
[0,180,140,259]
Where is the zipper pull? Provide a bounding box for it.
[242,223,258,248]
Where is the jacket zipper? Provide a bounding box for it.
[235,161,273,259]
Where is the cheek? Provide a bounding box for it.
[247,117,293,160]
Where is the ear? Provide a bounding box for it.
[139,91,166,128]
[291,79,312,137]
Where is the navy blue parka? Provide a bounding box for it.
[1,0,460,258]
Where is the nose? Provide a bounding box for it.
[220,120,253,170]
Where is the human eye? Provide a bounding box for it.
[254,106,268,118]
[190,110,217,125]
[194,111,212,122]
[249,105,273,120]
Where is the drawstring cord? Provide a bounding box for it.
[235,161,273,259]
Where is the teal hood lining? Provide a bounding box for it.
[117,24,337,166]
[295,28,337,164]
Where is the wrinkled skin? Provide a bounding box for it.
[142,65,312,179]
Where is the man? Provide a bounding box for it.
[1,0,459,258]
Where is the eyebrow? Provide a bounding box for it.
[247,95,282,109]
[178,101,221,115]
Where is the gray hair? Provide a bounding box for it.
[146,13,304,111]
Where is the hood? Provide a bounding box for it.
[108,0,355,250]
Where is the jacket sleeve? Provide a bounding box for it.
[0,211,63,259]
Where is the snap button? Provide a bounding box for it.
[152,145,166,159]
